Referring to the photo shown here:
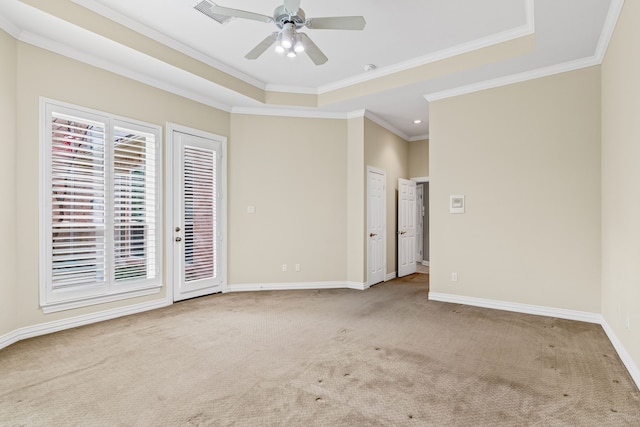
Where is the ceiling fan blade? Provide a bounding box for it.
[305,16,366,30]
[283,0,301,15]
[209,4,273,23]
[298,33,328,65]
[245,33,278,60]
[194,1,232,24]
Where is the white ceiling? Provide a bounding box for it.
[0,0,620,139]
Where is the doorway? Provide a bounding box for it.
[414,179,429,269]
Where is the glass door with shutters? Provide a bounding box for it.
[172,129,225,301]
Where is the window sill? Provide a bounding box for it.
[40,284,163,314]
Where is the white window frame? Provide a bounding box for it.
[39,98,163,313]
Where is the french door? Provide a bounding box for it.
[171,126,226,301]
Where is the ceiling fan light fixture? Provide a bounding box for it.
[280,22,295,49]
[218,1,366,65]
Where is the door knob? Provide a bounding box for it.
[370,233,377,237]
[175,226,181,232]
[175,237,182,242]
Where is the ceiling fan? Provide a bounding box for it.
[194,0,366,65]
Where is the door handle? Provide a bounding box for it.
[369,233,377,237]
[175,237,182,242]
[399,231,407,235]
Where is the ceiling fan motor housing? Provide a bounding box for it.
[273,5,306,29]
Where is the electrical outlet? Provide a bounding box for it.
[282,264,287,272]
[451,273,458,282]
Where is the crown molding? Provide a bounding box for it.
[409,134,430,142]
[346,109,366,119]
[0,11,22,38]
[594,0,625,62]
[317,0,535,94]
[424,56,600,103]
[231,106,348,120]
[230,107,416,142]
[364,111,411,141]
[19,29,234,113]
[71,0,267,90]
[424,0,623,104]
[265,84,319,95]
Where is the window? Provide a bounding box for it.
[40,99,162,312]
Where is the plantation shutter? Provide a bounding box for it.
[183,145,217,282]
[50,112,107,291]
[113,126,158,282]
[43,100,162,311]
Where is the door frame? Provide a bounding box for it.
[367,166,386,287]
[412,177,429,267]
[415,184,424,264]
[165,123,227,302]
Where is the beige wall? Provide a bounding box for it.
[13,42,230,329]
[409,139,429,178]
[0,30,18,336]
[601,0,640,374]
[430,66,601,312]
[228,114,348,286]
[347,116,366,284]
[364,118,409,276]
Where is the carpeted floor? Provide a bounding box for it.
[1,274,639,426]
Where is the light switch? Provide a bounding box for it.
[247,205,256,214]
[449,195,465,214]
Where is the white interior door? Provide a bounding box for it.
[398,178,417,277]
[367,167,386,286]
[172,129,225,301]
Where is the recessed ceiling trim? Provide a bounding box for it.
[231,107,413,141]
[316,0,535,95]
[424,56,600,103]
[265,84,319,95]
[231,106,348,120]
[71,0,267,90]
[18,28,234,113]
[319,32,535,108]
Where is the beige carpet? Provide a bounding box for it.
[1,274,639,426]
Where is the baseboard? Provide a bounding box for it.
[225,281,368,293]
[385,272,397,281]
[421,261,430,266]
[0,297,171,351]
[428,292,601,324]
[600,318,640,389]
